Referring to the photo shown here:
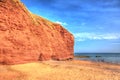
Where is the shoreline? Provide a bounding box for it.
[74,55,120,65]
[74,58,120,66]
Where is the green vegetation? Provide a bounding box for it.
[95,56,101,57]
[75,56,90,58]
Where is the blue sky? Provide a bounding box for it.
[21,0,120,53]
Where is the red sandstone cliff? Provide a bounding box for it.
[0,0,74,64]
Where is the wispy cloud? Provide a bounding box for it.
[55,21,68,26]
[74,32,120,41]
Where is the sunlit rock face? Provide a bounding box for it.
[0,0,74,64]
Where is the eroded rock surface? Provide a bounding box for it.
[0,0,74,64]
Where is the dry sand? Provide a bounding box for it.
[0,60,120,80]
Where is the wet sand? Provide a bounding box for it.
[0,60,120,80]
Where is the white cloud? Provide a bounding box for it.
[55,21,68,26]
[74,32,120,41]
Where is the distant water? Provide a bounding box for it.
[74,53,120,64]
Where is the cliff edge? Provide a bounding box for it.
[0,0,74,64]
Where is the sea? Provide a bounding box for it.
[74,53,120,64]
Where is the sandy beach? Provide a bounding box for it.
[0,60,120,80]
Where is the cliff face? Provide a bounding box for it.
[0,0,74,64]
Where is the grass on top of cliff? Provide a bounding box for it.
[30,13,54,27]
[0,60,120,80]
[8,0,55,27]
